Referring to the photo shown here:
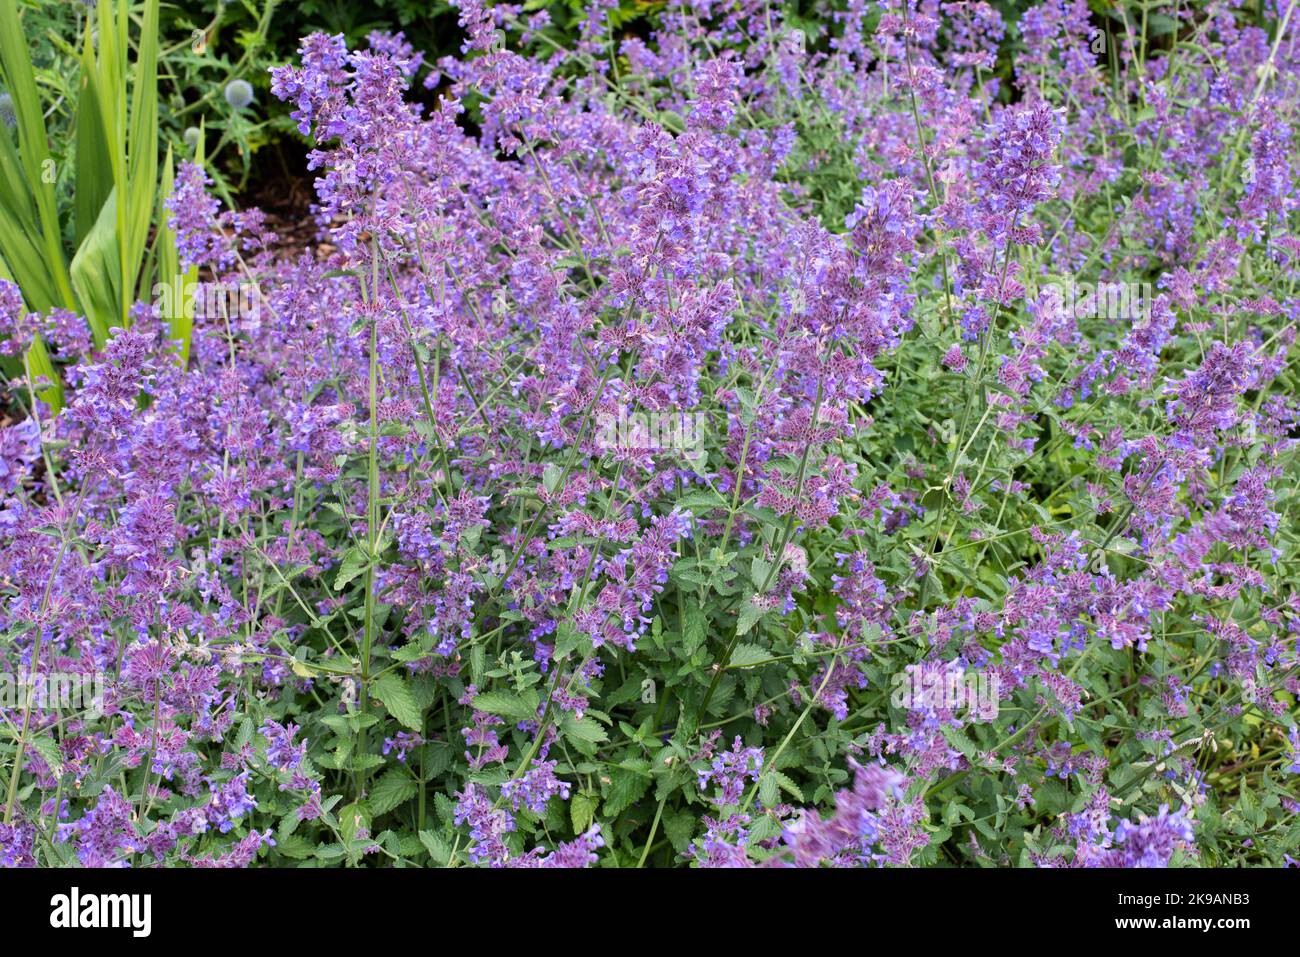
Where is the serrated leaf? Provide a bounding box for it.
[727,643,771,668]
[392,634,433,662]
[940,724,978,758]
[662,810,695,855]
[603,764,652,817]
[677,491,727,511]
[735,596,768,636]
[542,463,563,494]
[775,771,804,802]
[333,546,369,591]
[570,792,597,834]
[29,735,62,779]
[682,598,707,658]
[338,801,371,845]
[418,829,450,865]
[368,768,418,816]
[749,814,781,843]
[370,673,423,731]
[472,690,540,723]
[561,713,608,745]
[275,834,316,860]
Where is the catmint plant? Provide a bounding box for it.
[0,0,1296,870]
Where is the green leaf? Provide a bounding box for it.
[775,771,804,802]
[155,146,197,365]
[0,0,75,311]
[471,690,540,723]
[332,546,369,591]
[370,673,423,731]
[123,0,160,324]
[727,643,771,668]
[560,713,608,745]
[338,801,371,844]
[68,186,120,345]
[392,632,434,663]
[603,764,652,817]
[368,768,418,816]
[74,28,113,250]
[542,463,563,494]
[274,834,316,860]
[418,829,450,865]
[682,598,707,658]
[29,734,63,779]
[940,725,978,758]
[23,335,62,411]
[570,792,597,835]
[749,814,782,843]
[735,596,769,637]
[662,810,695,855]
[676,490,727,511]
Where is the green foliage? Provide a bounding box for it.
[0,0,171,402]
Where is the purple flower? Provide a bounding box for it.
[205,772,258,834]
[698,737,764,806]
[0,419,40,495]
[382,731,424,763]
[166,163,229,270]
[261,720,307,771]
[973,102,1063,242]
[500,759,571,813]
[777,761,910,867]
[453,782,514,866]
[1101,805,1196,868]
[0,822,35,867]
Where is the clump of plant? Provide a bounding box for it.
[0,0,1297,869]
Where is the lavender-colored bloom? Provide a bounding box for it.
[165,163,228,270]
[59,786,141,867]
[688,814,753,867]
[0,279,30,355]
[1101,805,1196,868]
[261,720,307,771]
[0,1,1292,873]
[500,759,571,813]
[0,419,40,495]
[0,822,35,867]
[973,102,1063,242]
[381,732,424,763]
[508,826,605,868]
[697,737,764,806]
[777,761,909,867]
[205,772,258,833]
[453,782,514,866]
[690,56,743,131]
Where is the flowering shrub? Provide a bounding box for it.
[1,0,1298,869]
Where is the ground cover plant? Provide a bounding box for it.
[0,0,1298,868]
